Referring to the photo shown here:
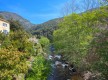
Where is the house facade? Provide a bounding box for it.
[0,18,10,34]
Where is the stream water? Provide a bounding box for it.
[47,45,84,80]
[47,54,74,80]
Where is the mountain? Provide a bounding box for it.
[0,11,34,29]
[0,11,62,40]
[30,18,62,33]
[29,18,63,40]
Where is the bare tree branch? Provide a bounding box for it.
[61,0,79,16]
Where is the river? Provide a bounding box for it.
[47,54,75,80]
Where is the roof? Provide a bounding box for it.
[0,18,9,23]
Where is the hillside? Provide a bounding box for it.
[0,11,62,39]
[30,18,63,40]
[0,11,34,29]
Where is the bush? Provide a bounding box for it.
[0,49,28,80]
[26,55,51,80]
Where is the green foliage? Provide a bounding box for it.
[0,49,28,80]
[54,12,98,64]
[0,33,11,48]
[39,36,50,53]
[29,18,61,41]
[39,36,50,48]
[9,20,24,31]
[54,7,108,64]
[0,20,34,80]
[33,43,43,55]
[9,30,33,53]
[0,20,51,80]
[53,6,108,79]
[0,15,4,19]
[89,30,108,79]
[26,55,51,80]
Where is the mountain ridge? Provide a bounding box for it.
[0,11,62,39]
[0,11,35,29]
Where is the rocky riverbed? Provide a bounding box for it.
[47,54,102,80]
[47,54,77,80]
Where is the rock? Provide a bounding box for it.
[83,71,92,80]
[54,55,62,59]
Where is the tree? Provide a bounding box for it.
[26,55,51,80]
[82,0,100,11]
[100,0,108,6]
[54,5,108,79]
[54,12,98,65]
[61,0,106,17]
[0,49,28,80]
[54,6,108,63]
[39,36,50,48]
[0,15,4,19]
[0,20,34,80]
[87,30,108,79]
[61,0,79,16]
[9,20,24,31]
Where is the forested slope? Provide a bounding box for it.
[29,18,63,40]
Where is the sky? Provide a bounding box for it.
[0,0,69,24]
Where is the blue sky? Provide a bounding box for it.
[0,0,69,24]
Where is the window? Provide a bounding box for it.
[3,30,8,34]
[3,23,7,27]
